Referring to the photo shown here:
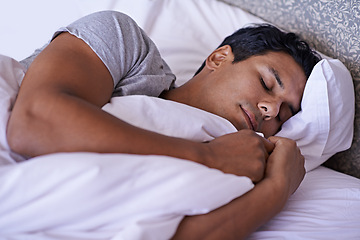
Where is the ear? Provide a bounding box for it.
[205,45,232,71]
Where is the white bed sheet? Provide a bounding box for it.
[0,0,360,239]
[248,166,360,239]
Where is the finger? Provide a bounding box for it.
[261,136,275,153]
[267,136,281,144]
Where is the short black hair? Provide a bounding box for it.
[194,24,321,78]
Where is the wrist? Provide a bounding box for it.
[156,137,210,167]
[260,177,290,207]
[184,141,210,166]
[190,142,217,168]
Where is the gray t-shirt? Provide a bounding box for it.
[20,11,176,97]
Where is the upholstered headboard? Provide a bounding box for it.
[218,0,360,178]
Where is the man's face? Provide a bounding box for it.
[196,49,307,137]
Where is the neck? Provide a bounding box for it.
[160,73,204,108]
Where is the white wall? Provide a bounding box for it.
[0,0,88,60]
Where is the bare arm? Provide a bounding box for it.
[7,33,271,182]
[172,136,305,240]
[7,33,200,158]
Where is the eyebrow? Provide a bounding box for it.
[268,67,284,89]
[268,67,297,116]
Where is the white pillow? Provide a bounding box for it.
[102,95,237,142]
[276,59,354,171]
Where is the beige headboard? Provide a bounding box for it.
[219,0,360,178]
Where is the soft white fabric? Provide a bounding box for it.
[102,95,237,142]
[247,166,360,240]
[276,59,354,171]
[0,152,253,239]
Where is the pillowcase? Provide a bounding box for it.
[276,59,354,171]
[102,95,237,142]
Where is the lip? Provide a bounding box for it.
[240,106,258,131]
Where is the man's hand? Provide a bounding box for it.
[265,136,305,198]
[202,130,275,182]
[172,136,305,240]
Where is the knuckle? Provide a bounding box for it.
[251,136,263,146]
[252,159,266,174]
[252,150,265,162]
[242,158,265,183]
[280,138,297,148]
[251,170,264,182]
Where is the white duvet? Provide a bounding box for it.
[0,153,253,239]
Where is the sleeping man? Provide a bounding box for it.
[6,11,320,239]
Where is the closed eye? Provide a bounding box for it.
[260,77,270,91]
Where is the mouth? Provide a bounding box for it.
[240,105,258,131]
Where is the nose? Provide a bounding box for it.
[258,100,281,120]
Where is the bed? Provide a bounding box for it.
[0,0,359,239]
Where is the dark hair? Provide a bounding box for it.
[194,24,321,78]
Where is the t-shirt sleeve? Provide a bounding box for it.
[22,11,176,97]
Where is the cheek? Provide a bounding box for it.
[261,120,282,138]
